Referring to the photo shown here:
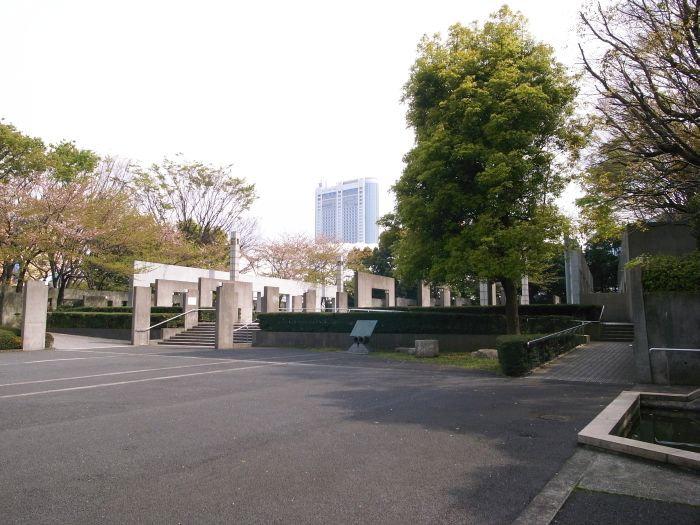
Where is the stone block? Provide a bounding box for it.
[83,295,108,308]
[472,348,498,360]
[292,295,303,312]
[21,281,48,351]
[414,339,439,358]
[303,289,317,312]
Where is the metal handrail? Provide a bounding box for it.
[598,305,605,322]
[136,308,215,332]
[233,321,260,332]
[526,321,591,348]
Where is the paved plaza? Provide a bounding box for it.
[0,343,626,524]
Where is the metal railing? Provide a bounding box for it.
[526,321,591,348]
[136,308,215,332]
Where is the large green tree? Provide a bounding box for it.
[394,7,583,333]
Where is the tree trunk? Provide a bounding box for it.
[57,279,67,307]
[14,264,27,292]
[502,277,520,334]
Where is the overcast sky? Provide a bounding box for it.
[1,0,589,239]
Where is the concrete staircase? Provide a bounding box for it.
[158,322,260,348]
[599,322,635,342]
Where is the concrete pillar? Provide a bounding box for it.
[285,294,293,312]
[336,260,344,294]
[131,286,151,346]
[520,276,530,305]
[336,291,348,312]
[417,280,431,307]
[262,286,279,313]
[479,280,489,306]
[439,287,451,307]
[230,231,241,281]
[21,281,48,351]
[628,266,652,383]
[255,291,262,312]
[303,290,317,312]
[292,295,303,312]
[182,289,199,329]
[215,282,236,350]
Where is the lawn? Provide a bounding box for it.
[306,346,501,372]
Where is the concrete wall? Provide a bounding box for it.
[0,286,23,328]
[133,260,325,303]
[580,292,630,322]
[564,249,594,304]
[303,290,317,312]
[233,281,253,323]
[336,292,348,312]
[56,288,130,308]
[254,331,499,353]
[417,281,431,307]
[198,277,222,308]
[354,271,395,308]
[292,295,303,312]
[154,279,197,307]
[215,282,236,349]
[644,293,700,350]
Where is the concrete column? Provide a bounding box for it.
[479,280,489,306]
[215,282,236,350]
[285,294,293,312]
[303,290,317,312]
[182,289,199,329]
[255,291,262,312]
[229,231,241,281]
[21,281,48,351]
[262,286,279,313]
[628,266,651,383]
[336,291,348,312]
[131,286,151,346]
[198,277,220,308]
[292,295,303,312]
[520,276,530,305]
[336,260,344,294]
[439,287,451,307]
[417,280,431,307]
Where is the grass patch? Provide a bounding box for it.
[369,350,501,371]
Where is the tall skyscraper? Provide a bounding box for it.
[315,178,379,244]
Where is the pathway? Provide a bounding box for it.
[531,341,634,385]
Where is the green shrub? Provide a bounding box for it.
[0,327,22,350]
[363,304,602,320]
[497,332,579,377]
[47,311,183,329]
[632,251,700,292]
[257,312,576,335]
[57,306,180,314]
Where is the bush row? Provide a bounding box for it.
[633,251,700,293]
[0,326,53,350]
[496,333,585,376]
[0,327,22,350]
[368,304,602,320]
[47,312,184,329]
[257,312,578,335]
[57,306,180,314]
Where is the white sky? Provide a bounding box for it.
[1,0,588,238]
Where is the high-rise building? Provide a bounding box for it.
[315,178,379,244]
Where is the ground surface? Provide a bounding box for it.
[0,343,623,524]
[530,342,635,385]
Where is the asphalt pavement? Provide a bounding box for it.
[0,344,623,524]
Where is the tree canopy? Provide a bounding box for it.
[394,7,582,332]
[578,0,700,239]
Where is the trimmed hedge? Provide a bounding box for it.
[0,326,52,350]
[257,312,578,335]
[632,251,700,292]
[47,312,184,329]
[57,306,180,314]
[364,304,602,320]
[0,327,22,350]
[497,332,583,377]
